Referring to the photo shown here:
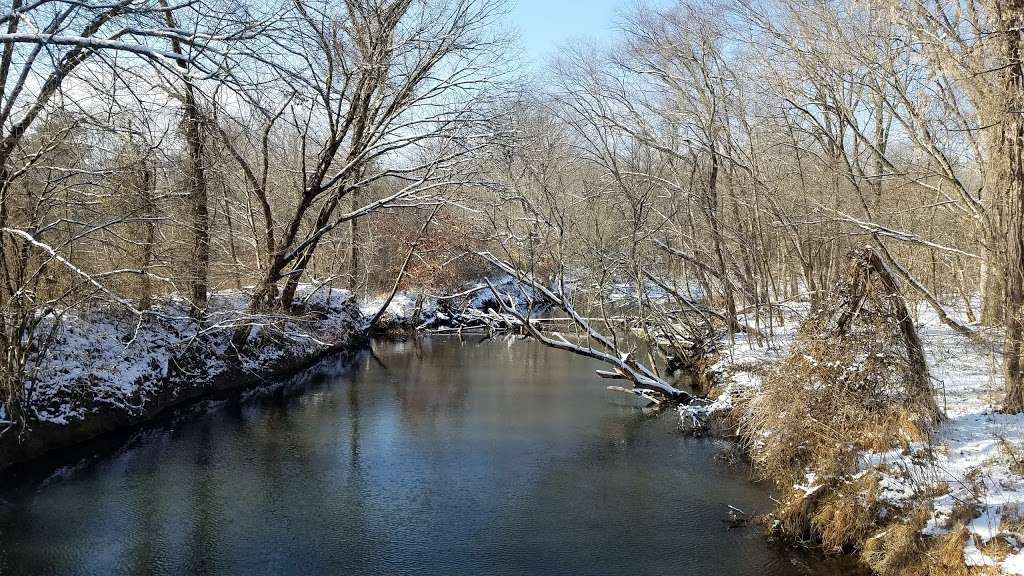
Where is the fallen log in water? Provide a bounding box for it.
[470,253,696,405]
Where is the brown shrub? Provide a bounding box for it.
[738,248,941,553]
[861,507,929,575]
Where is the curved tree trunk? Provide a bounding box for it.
[853,248,939,421]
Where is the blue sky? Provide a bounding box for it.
[508,0,663,68]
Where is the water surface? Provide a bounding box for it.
[0,337,859,575]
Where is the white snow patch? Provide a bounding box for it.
[19,285,362,428]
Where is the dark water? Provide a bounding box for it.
[0,337,860,576]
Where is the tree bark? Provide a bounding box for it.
[347,188,360,293]
[139,159,155,310]
[706,144,737,343]
[997,0,1024,412]
[981,225,1006,325]
[839,248,941,420]
[161,0,209,315]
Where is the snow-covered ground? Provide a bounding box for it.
[23,285,363,428]
[697,301,1024,574]
[903,313,1024,574]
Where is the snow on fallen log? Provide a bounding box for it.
[476,252,693,404]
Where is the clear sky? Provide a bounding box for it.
[508,0,662,68]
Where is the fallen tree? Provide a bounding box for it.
[477,252,693,404]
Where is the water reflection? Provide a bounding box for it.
[0,336,862,576]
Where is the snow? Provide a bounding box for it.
[359,292,422,321]
[359,275,549,331]
[970,508,1004,542]
[21,285,363,428]
[697,299,1024,574]
[1004,550,1024,574]
[897,309,1024,573]
[966,534,998,567]
[795,471,824,497]
[682,307,802,420]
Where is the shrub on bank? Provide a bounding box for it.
[736,248,950,572]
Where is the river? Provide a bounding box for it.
[0,337,862,575]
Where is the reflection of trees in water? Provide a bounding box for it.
[186,424,223,574]
[0,337,867,575]
[368,338,473,429]
[121,422,229,573]
[476,411,751,575]
[0,349,384,574]
[348,375,362,469]
[369,336,614,433]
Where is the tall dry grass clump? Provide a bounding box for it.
[738,247,942,553]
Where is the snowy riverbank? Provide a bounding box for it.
[1,277,543,469]
[694,301,1024,574]
[358,276,549,333]
[1,285,365,468]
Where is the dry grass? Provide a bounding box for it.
[735,250,944,566]
[861,519,998,576]
[999,437,1024,477]
[861,507,929,575]
[738,314,936,481]
[812,472,883,551]
[930,526,981,576]
[1001,505,1024,535]
[770,471,893,555]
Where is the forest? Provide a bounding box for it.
[1,0,1024,575]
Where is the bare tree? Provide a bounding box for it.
[0,0,255,429]
[216,0,508,355]
[159,0,210,314]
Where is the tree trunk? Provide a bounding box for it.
[839,248,941,420]
[222,184,242,290]
[981,231,1006,325]
[347,188,360,293]
[139,160,155,310]
[186,115,210,313]
[160,0,209,315]
[706,145,737,341]
[997,0,1024,412]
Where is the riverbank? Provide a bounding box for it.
[690,301,1024,575]
[0,286,365,469]
[13,275,1008,574]
[364,280,1006,574]
[0,278,542,470]
[358,276,547,333]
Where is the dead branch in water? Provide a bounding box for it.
[477,252,692,404]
